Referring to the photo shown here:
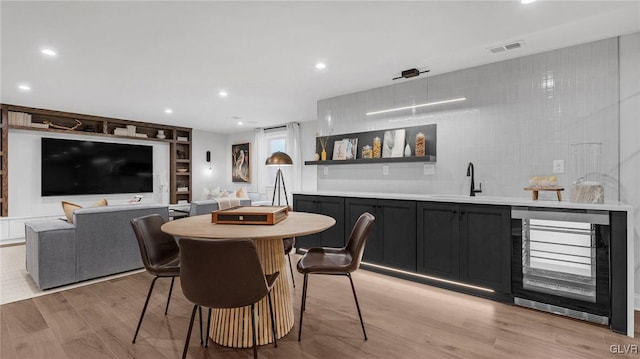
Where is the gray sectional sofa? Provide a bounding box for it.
[25,204,169,289]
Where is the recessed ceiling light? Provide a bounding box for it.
[219,91,228,97]
[18,84,31,91]
[315,63,326,70]
[41,48,57,57]
[237,121,243,126]
[164,108,173,114]
[521,0,537,4]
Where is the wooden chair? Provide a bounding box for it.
[296,212,375,341]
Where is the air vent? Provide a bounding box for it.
[489,40,525,54]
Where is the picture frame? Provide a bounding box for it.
[232,142,251,183]
[332,140,348,160]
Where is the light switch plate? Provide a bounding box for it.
[383,165,389,175]
[553,160,564,174]
[424,164,435,175]
[323,166,328,175]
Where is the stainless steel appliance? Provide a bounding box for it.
[511,208,610,324]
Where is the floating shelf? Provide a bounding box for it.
[305,155,436,166]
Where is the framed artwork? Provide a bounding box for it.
[232,142,251,183]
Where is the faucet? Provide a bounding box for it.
[466,162,482,196]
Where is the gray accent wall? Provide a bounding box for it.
[314,37,620,200]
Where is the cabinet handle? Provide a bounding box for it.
[452,210,457,214]
[461,210,466,215]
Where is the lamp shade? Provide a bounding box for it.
[265,151,293,166]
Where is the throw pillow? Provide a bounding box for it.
[236,187,249,199]
[61,198,108,223]
[93,198,108,207]
[61,201,82,224]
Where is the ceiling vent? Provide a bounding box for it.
[489,40,525,54]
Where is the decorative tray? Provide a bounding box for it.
[211,206,289,225]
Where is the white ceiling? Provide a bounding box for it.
[1,1,639,133]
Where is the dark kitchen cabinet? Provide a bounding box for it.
[346,198,416,271]
[417,202,511,293]
[293,195,345,249]
[417,202,459,280]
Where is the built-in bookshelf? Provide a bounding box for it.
[0,104,193,215]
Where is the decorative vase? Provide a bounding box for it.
[321,149,327,161]
[156,130,166,139]
[404,144,411,157]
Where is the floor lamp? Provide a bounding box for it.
[265,151,293,207]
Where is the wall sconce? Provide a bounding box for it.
[206,150,211,170]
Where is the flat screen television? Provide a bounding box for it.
[41,138,153,196]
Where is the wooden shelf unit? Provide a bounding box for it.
[170,127,192,204]
[0,104,194,215]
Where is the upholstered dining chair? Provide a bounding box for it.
[179,237,279,359]
[296,212,375,341]
[283,237,296,287]
[130,214,180,343]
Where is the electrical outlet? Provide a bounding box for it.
[383,165,389,176]
[424,164,435,175]
[323,166,328,175]
[553,160,564,174]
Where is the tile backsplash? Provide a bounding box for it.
[314,37,620,200]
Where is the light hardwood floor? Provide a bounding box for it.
[1,256,638,359]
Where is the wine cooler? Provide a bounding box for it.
[511,208,610,324]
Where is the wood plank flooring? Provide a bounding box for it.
[1,255,639,358]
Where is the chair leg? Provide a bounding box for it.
[267,292,277,348]
[287,253,296,288]
[165,276,175,315]
[298,273,308,341]
[205,308,211,348]
[182,305,198,359]
[132,276,159,343]
[251,303,258,359]
[198,306,203,346]
[347,273,367,340]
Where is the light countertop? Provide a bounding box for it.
[293,191,633,212]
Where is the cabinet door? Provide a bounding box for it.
[345,198,378,263]
[417,202,459,279]
[292,195,319,249]
[378,199,416,271]
[316,196,345,248]
[459,204,511,293]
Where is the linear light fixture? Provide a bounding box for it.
[366,97,467,116]
[297,248,494,293]
[362,261,495,293]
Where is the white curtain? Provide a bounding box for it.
[286,122,302,204]
[253,128,266,194]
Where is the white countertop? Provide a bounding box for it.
[293,191,633,212]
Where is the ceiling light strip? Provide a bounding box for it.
[366,97,467,116]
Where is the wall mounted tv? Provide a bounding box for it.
[41,138,153,196]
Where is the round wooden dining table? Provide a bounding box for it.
[161,211,335,348]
